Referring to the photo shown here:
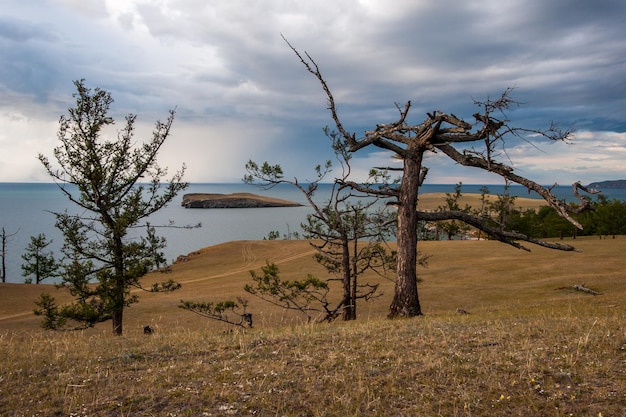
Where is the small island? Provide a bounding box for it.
[181,192,303,209]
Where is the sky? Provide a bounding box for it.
[1,0,625,186]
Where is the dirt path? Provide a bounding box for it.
[0,241,317,323]
[0,311,31,321]
[180,243,316,285]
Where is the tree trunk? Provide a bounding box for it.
[1,228,7,283]
[112,245,125,335]
[111,272,125,335]
[112,308,123,335]
[341,275,355,320]
[388,155,423,317]
[342,239,356,320]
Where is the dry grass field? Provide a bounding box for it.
[0,196,623,415]
[0,233,624,416]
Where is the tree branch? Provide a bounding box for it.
[434,143,596,229]
[417,210,578,252]
[282,35,355,147]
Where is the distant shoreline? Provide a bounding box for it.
[182,191,563,211]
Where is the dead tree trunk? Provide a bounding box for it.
[1,227,19,283]
[284,37,596,318]
[389,154,423,317]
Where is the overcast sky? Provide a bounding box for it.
[1,0,625,186]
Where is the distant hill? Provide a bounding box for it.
[586,180,626,189]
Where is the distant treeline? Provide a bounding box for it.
[504,195,626,239]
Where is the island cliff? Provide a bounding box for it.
[181,193,303,208]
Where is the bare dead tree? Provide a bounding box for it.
[284,36,597,318]
[1,227,19,283]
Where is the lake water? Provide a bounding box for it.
[1,182,623,283]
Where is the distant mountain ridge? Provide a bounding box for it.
[586,180,626,189]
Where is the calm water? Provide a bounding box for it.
[1,182,623,284]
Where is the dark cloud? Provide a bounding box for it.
[0,0,624,183]
[0,17,57,42]
[0,17,63,100]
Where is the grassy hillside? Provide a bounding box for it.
[416,192,547,212]
[3,236,622,332]
[0,236,624,415]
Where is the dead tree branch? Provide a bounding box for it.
[417,210,577,251]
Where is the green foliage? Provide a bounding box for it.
[245,129,395,321]
[484,195,626,239]
[304,201,393,320]
[150,279,182,292]
[590,195,626,238]
[421,184,626,243]
[145,223,168,271]
[244,262,331,322]
[21,233,59,284]
[33,292,110,331]
[487,185,518,231]
[179,297,252,327]
[436,182,472,240]
[264,230,280,240]
[35,80,186,335]
[306,204,396,271]
[243,161,284,184]
[33,293,66,330]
